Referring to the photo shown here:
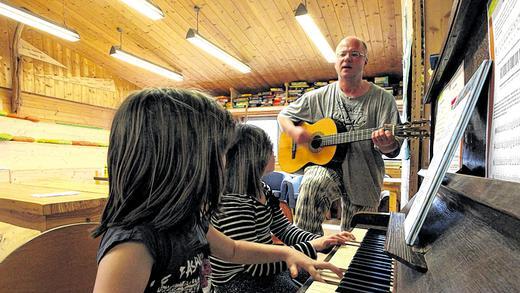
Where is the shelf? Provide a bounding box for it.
[227,105,285,118]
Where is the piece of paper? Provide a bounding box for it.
[404,60,492,245]
[488,0,520,182]
[32,191,80,198]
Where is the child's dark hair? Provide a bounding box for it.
[92,88,235,237]
[224,124,273,198]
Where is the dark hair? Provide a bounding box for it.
[224,124,273,198]
[92,88,235,237]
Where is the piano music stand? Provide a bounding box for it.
[353,60,492,274]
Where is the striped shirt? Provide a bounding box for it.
[210,184,319,285]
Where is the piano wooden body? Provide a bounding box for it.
[300,173,520,292]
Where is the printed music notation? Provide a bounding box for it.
[493,137,520,149]
[492,156,520,166]
[494,1,520,60]
[490,0,520,183]
[494,117,520,134]
[493,90,520,120]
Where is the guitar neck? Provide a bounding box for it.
[320,127,381,146]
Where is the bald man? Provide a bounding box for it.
[278,36,402,234]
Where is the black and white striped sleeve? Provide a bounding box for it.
[269,203,320,259]
[211,194,287,278]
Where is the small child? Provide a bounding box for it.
[211,124,355,293]
[92,88,342,293]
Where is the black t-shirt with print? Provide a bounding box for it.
[97,219,212,293]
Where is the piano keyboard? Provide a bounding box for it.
[306,228,394,293]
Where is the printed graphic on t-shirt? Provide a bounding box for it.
[333,101,367,132]
[148,252,212,293]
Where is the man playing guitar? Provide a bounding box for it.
[277,36,402,235]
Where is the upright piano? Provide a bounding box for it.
[300,173,520,292]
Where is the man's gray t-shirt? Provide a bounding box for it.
[279,82,401,207]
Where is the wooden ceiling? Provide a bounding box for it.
[7,0,403,96]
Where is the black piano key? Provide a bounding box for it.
[328,229,394,293]
[355,249,392,260]
[362,237,385,243]
[354,251,393,264]
[349,261,393,276]
[338,276,390,292]
[347,266,393,282]
[352,252,393,267]
[357,247,390,257]
[336,281,388,293]
[358,243,386,251]
[346,269,392,287]
[345,269,392,285]
[335,285,376,293]
[352,258,393,271]
[342,278,391,293]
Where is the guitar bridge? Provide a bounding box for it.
[291,141,297,159]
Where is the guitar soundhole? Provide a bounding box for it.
[310,136,322,150]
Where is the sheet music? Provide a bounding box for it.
[433,63,465,173]
[404,61,492,245]
[488,0,520,182]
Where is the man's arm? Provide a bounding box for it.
[371,128,399,155]
[277,115,311,144]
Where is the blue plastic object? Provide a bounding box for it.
[261,171,287,200]
[282,175,303,209]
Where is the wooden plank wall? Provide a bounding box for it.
[0,18,140,127]
[0,19,140,181]
[0,115,109,179]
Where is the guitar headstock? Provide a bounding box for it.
[385,120,430,138]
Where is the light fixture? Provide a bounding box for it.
[109,28,183,81]
[186,6,251,73]
[295,3,336,63]
[0,1,80,42]
[119,0,164,20]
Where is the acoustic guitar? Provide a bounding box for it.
[278,118,429,173]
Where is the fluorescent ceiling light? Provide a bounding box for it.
[109,46,183,81]
[120,0,164,20]
[186,28,251,73]
[0,1,80,42]
[295,3,335,63]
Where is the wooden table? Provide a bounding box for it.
[16,179,109,194]
[0,182,107,231]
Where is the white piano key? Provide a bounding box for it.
[306,280,338,293]
[329,245,359,270]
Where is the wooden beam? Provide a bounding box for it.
[408,0,426,197]
[10,24,24,113]
[18,39,66,68]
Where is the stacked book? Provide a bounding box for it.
[303,81,330,93]
[287,81,309,104]
[374,76,394,96]
[215,96,232,109]
[248,93,263,107]
[233,94,250,108]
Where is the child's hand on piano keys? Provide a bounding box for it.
[310,231,356,252]
[284,249,344,281]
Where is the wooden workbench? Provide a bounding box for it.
[0,182,107,231]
